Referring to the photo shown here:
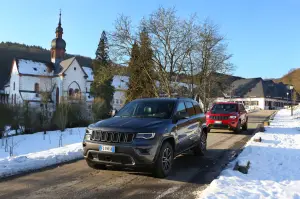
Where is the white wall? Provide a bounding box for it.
[9,61,21,103]
[113,90,126,110]
[62,59,87,98]
[19,76,52,91]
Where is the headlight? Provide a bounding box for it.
[84,128,93,140]
[136,133,156,139]
[229,116,237,119]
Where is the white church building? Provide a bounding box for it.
[3,12,129,110]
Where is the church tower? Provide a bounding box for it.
[51,10,66,71]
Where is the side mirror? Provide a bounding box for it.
[111,109,118,117]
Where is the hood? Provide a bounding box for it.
[89,117,169,131]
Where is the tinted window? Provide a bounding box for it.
[115,100,175,119]
[184,102,195,116]
[211,104,238,113]
[193,102,203,114]
[175,102,187,116]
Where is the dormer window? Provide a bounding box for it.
[33,68,37,71]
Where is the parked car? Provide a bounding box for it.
[83,98,207,178]
[206,102,248,133]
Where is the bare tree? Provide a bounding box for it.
[108,8,234,102]
[193,20,234,111]
[53,100,70,147]
[39,82,56,140]
[109,7,197,97]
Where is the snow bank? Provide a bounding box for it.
[196,108,300,199]
[0,128,86,178]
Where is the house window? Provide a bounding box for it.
[74,67,76,70]
[116,99,119,104]
[34,83,39,92]
[13,82,15,90]
[120,99,123,104]
[14,94,16,104]
[69,88,74,96]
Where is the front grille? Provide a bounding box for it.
[210,116,229,120]
[91,131,134,143]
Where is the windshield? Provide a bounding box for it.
[211,104,237,114]
[115,100,175,119]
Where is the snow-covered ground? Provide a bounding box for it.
[0,128,85,178]
[196,108,300,199]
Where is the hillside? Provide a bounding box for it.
[275,68,300,92]
[0,42,93,89]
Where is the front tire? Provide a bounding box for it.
[85,159,107,170]
[193,129,207,156]
[153,142,174,178]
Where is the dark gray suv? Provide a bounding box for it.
[83,98,207,178]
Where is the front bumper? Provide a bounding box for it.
[207,119,238,129]
[83,140,159,167]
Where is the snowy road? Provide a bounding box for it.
[0,110,275,199]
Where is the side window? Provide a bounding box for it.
[185,101,195,116]
[193,102,203,114]
[175,102,187,117]
[240,104,245,111]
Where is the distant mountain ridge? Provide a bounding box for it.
[0,42,93,89]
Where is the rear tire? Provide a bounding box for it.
[242,120,248,131]
[153,142,174,178]
[234,121,241,133]
[193,129,207,156]
[85,159,107,170]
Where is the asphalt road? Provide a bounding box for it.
[0,110,275,199]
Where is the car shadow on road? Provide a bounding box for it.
[106,148,240,185]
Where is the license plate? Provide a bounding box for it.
[99,145,115,153]
[214,121,222,124]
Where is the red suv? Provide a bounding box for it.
[206,102,248,133]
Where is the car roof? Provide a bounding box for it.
[214,102,241,105]
[132,97,197,103]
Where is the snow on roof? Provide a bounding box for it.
[113,75,129,90]
[17,59,54,76]
[82,66,94,81]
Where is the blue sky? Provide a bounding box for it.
[1,0,300,79]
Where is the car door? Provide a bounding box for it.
[184,101,199,147]
[174,101,190,152]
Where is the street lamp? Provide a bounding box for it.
[287,85,294,116]
[287,92,289,107]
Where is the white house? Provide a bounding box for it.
[4,12,95,108]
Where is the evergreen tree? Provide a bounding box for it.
[91,30,115,118]
[126,30,156,102]
[95,31,109,64]
[126,41,142,102]
[138,30,156,98]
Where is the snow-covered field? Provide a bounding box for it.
[196,108,300,199]
[0,128,85,178]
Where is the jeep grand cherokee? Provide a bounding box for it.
[206,102,248,133]
[83,98,208,178]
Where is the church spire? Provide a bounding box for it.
[55,9,63,39]
[58,9,61,27]
[51,9,66,67]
